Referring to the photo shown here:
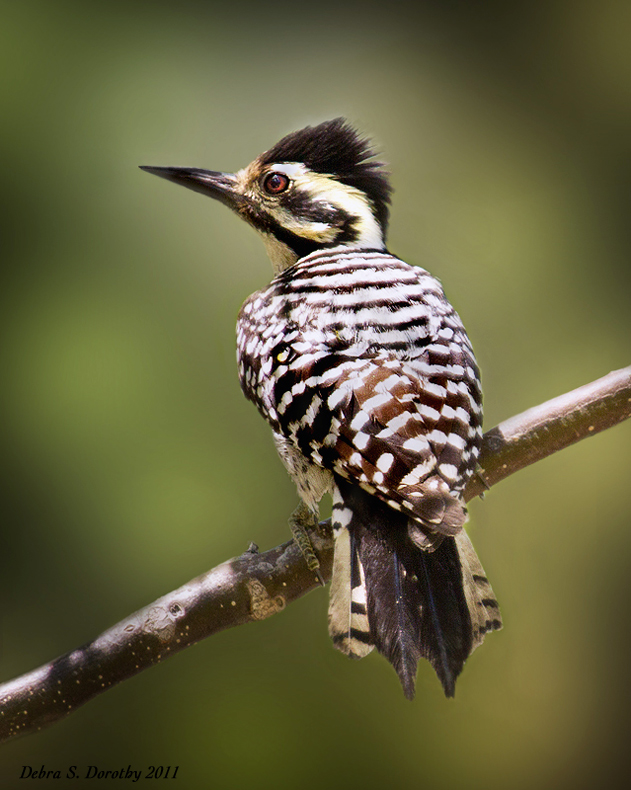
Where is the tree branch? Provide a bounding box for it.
[1,366,630,743]
[464,365,631,499]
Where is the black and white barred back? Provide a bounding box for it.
[142,118,501,699]
[237,247,501,697]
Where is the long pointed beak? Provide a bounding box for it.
[139,166,243,210]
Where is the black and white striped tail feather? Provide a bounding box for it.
[328,478,501,699]
[328,490,374,660]
[455,529,503,650]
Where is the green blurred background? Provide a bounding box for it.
[1,0,630,787]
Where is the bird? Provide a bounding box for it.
[140,118,501,699]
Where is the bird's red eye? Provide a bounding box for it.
[263,172,290,195]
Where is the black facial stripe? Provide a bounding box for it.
[279,190,361,245]
[243,203,360,259]
[282,190,347,225]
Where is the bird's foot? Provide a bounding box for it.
[288,501,325,586]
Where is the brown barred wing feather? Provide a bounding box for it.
[325,358,472,542]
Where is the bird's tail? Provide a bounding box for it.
[328,478,501,699]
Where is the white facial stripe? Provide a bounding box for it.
[271,208,340,243]
[270,162,308,179]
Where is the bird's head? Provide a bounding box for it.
[141,118,392,272]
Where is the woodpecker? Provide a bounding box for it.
[141,119,501,699]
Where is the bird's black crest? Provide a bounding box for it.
[260,118,392,232]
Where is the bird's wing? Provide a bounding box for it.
[326,357,475,537]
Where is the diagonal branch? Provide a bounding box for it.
[464,365,631,499]
[1,366,630,743]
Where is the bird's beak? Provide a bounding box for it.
[139,166,244,211]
